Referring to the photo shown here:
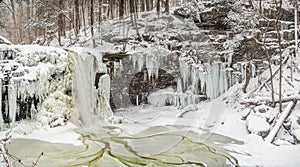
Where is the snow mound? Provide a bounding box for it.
[246,114,270,137]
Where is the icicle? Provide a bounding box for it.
[219,63,225,95]
[8,82,17,123]
[30,103,37,120]
[146,56,153,80]
[179,59,190,89]
[98,74,110,103]
[0,80,3,129]
[132,55,136,69]
[143,70,147,81]
[137,54,144,72]
[97,74,113,118]
[136,95,139,106]
[251,64,256,78]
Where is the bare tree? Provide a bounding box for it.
[74,0,80,35]
[90,0,96,48]
[58,0,64,46]
[275,0,283,112]
[119,0,125,19]
[295,0,298,59]
[157,0,161,16]
[165,0,170,14]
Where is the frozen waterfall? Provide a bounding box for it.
[71,51,112,127]
[0,45,113,129]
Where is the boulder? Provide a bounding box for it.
[246,114,270,137]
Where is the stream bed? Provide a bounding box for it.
[8,125,241,167]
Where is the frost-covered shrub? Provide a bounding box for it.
[37,91,73,128]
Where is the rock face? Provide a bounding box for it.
[197,7,230,30]
[109,50,180,108]
[129,68,176,105]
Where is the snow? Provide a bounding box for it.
[0,35,11,45]
[265,85,300,143]
[7,122,82,146]
[148,87,176,107]
[246,114,270,137]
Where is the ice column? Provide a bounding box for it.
[0,80,3,128]
[8,83,17,123]
[98,74,113,119]
[72,52,98,126]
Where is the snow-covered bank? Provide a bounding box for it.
[1,122,82,146]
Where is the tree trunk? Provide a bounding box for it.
[275,1,283,112]
[133,0,141,40]
[75,0,80,35]
[130,0,134,25]
[81,1,87,37]
[10,0,18,43]
[57,0,64,46]
[295,1,298,59]
[26,0,32,44]
[156,0,160,16]
[146,0,150,11]
[262,21,275,107]
[165,0,170,14]
[90,0,96,48]
[240,95,300,106]
[265,87,300,143]
[243,62,251,93]
[119,0,125,19]
[141,0,145,12]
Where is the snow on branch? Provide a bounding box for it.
[240,95,300,106]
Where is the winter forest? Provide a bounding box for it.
[0,0,299,166]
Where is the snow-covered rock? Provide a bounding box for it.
[246,114,270,137]
[254,104,278,124]
[148,87,176,107]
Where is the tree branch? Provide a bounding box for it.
[240,94,300,106]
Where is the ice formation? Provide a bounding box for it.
[0,45,112,129]
[70,51,113,126]
[148,87,176,106]
[127,47,256,108]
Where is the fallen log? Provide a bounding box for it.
[240,95,300,106]
[265,86,300,143]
